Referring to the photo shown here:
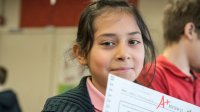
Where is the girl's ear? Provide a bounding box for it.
[73,44,87,65]
[184,22,195,40]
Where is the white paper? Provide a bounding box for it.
[103,74,200,112]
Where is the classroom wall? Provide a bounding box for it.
[0,0,167,112]
[139,0,167,54]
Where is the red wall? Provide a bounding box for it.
[20,0,138,27]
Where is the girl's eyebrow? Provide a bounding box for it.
[95,33,116,40]
[97,33,116,38]
[128,31,141,36]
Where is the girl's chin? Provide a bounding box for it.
[109,73,136,81]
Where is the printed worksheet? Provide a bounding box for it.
[103,74,200,112]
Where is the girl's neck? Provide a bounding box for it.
[91,77,106,95]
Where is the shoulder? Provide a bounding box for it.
[0,89,17,98]
[144,56,171,78]
[42,95,85,112]
[42,76,94,112]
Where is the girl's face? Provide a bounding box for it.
[83,12,144,94]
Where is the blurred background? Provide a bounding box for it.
[0,0,167,112]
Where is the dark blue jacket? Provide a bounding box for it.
[42,76,95,112]
[0,89,22,112]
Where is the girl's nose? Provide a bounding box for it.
[115,44,131,61]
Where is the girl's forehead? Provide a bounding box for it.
[95,7,133,20]
[93,10,135,31]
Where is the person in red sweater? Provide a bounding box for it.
[137,0,200,107]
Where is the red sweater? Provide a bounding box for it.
[138,55,200,107]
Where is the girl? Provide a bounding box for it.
[42,0,155,112]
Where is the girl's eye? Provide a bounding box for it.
[101,41,115,46]
[129,40,140,45]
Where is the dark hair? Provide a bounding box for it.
[0,66,7,85]
[163,0,200,46]
[75,0,156,67]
